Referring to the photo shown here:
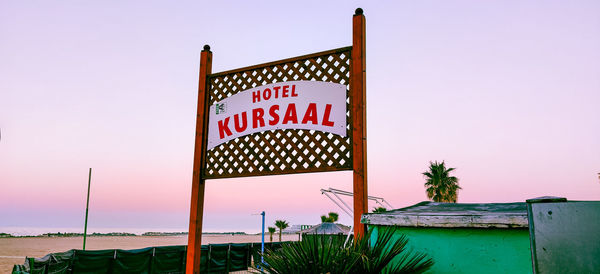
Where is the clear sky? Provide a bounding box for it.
[1,1,599,234]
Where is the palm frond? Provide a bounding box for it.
[257,227,434,273]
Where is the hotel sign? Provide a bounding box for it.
[188,9,367,274]
[207,81,347,150]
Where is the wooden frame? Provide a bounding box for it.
[186,45,212,274]
[187,9,367,274]
[351,8,368,238]
[205,47,352,179]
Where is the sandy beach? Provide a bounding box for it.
[0,234,299,273]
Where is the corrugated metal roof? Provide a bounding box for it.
[299,222,351,234]
[361,201,528,228]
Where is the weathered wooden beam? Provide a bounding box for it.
[187,45,212,274]
[351,8,368,237]
[362,212,529,228]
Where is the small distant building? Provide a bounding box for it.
[362,201,531,274]
[283,224,313,234]
[299,222,351,234]
[299,222,351,242]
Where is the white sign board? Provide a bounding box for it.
[207,81,347,150]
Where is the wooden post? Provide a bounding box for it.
[187,44,212,274]
[351,8,368,237]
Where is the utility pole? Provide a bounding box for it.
[83,168,92,250]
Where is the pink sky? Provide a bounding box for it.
[1,1,599,233]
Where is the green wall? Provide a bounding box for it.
[371,226,532,274]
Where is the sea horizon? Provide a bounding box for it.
[0,226,258,237]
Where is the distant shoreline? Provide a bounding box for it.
[0,231,251,238]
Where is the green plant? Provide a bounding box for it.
[372,207,388,213]
[274,220,289,242]
[255,227,433,273]
[423,161,461,202]
[268,227,276,242]
[321,212,340,223]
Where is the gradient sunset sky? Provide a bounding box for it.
[1,1,599,233]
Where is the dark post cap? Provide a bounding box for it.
[203,44,211,51]
[526,196,568,203]
[355,8,363,15]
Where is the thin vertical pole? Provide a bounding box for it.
[351,8,368,238]
[83,168,92,250]
[261,211,265,265]
[187,45,213,274]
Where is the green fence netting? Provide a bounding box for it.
[207,244,228,273]
[48,250,74,274]
[12,242,291,274]
[114,247,153,273]
[71,249,114,273]
[152,245,187,274]
[228,244,250,272]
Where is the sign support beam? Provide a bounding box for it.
[187,45,212,274]
[351,8,368,238]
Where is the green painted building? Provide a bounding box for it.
[362,201,532,274]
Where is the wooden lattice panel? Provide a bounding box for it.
[204,47,353,179]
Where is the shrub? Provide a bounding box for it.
[255,227,433,273]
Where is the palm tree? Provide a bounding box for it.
[274,220,289,242]
[268,227,276,242]
[423,161,461,202]
[372,206,387,213]
[320,212,339,223]
[320,215,329,223]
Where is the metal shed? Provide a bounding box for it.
[362,201,531,274]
